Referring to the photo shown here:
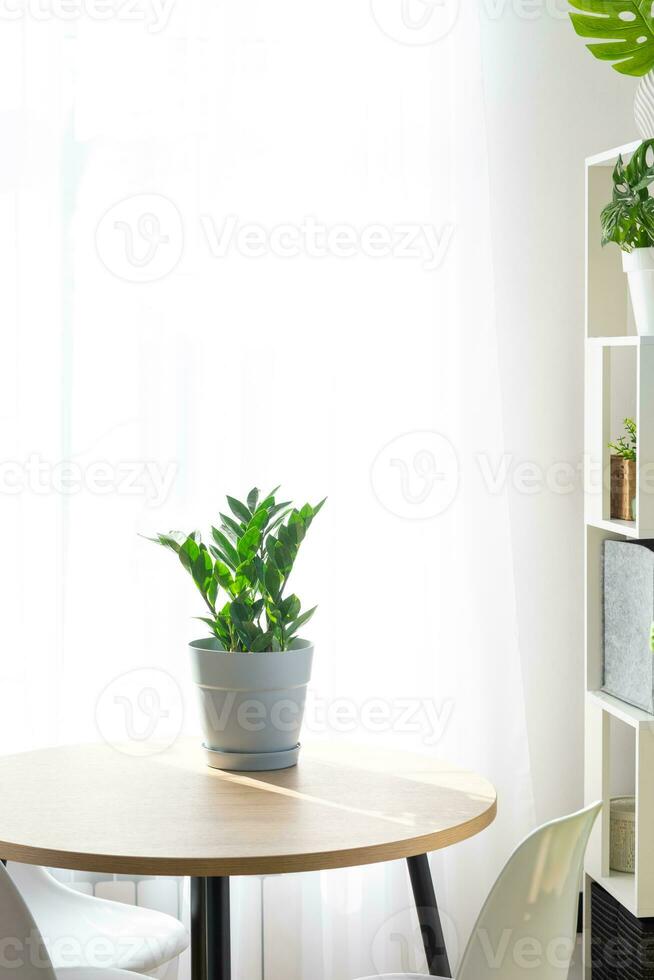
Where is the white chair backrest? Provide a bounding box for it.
[459,802,601,980]
[0,862,57,980]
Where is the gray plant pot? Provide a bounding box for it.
[188,637,314,771]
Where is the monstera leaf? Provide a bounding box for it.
[569,0,654,76]
[601,139,654,249]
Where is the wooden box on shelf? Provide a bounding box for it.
[610,456,636,522]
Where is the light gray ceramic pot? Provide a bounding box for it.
[188,637,314,771]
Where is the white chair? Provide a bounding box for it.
[5,864,188,976]
[355,801,601,980]
[0,859,150,980]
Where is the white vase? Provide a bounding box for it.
[635,72,654,138]
[188,637,314,770]
[623,247,654,335]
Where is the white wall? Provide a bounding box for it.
[479,5,637,821]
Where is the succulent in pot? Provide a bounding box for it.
[146,486,325,771]
[608,418,637,522]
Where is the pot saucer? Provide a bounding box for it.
[202,742,300,772]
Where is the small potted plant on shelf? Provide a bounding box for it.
[600,140,654,336]
[147,486,325,771]
[609,418,637,521]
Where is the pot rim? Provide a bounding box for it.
[189,636,313,656]
[622,246,654,272]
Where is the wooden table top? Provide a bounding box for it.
[0,739,496,876]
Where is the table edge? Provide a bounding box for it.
[0,795,496,876]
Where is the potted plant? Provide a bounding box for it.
[599,141,654,336]
[568,1,654,137]
[147,487,325,771]
[609,418,637,521]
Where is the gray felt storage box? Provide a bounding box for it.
[603,539,654,713]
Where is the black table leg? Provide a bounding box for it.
[406,854,451,977]
[206,876,231,980]
[191,877,207,980]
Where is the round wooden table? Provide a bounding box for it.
[0,739,496,979]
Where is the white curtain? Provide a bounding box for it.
[0,0,636,977]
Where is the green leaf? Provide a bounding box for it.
[254,556,266,585]
[281,594,301,621]
[227,495,252,523]
[248,508,269,532]
[234,621,259,649]
[251,598,265,619]
[283,516,306,547]
[209,545,237,570]
[237,526,261,562]
[286,605,317,638]
[272,541,294,574]
[195,616,217,630]
[235,560,257,587]
[219,513,243,541]
[266,603,282,625]
[229,599,251,625]
[267,508,293,534]
[260,486,281,507]
[266,500,292,518]
[211,527,239,567]
[251,630,274,652]
[146,531,186,553]
[191,546,213,593]
[247,487,260,511]
[213,560,234,590]
[264,563,282,599]
[569,0,654,76]
[313,496,327,514]
[179,535,200,572]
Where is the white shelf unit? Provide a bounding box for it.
[584,142,654,974]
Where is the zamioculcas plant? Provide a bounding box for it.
[148,486,325,652]
[569,0,654,77]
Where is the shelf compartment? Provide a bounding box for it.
[586,142,640,339]
[585,340,654,537]
[585,696,654,917]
